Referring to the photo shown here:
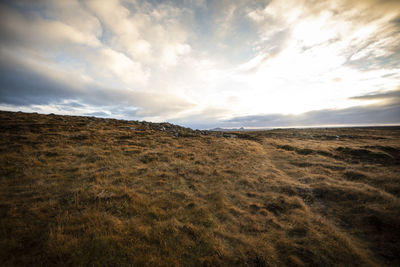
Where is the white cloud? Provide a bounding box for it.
[161,43,191,67]
[87,0,191,67]
[233,0,400,115]
[99,48,149,85]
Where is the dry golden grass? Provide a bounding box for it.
[0,111,399,266]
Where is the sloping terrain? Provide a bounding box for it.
[0,111,399,266]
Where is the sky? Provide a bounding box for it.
[0,0,399,129]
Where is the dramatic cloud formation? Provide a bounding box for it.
[0,0,399,128]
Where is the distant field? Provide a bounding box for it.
[0,111,399,266]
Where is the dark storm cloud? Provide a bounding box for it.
[0,55,76,105]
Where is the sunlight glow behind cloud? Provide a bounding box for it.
[0,0,399,128]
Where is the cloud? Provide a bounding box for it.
[169,106,233,129]
[0,0,200,122]
[86,0,192,67]
[229,0,400,117]
[98,48,149,84]
[0,2,101,48]
[244,0,400,71]
[350,89,400,104]
[224,90,400,128]
[41,0,103,39]
[0,53,77,105]
[0,47,192,120]
[0,2,151,86]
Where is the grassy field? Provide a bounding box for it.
[0,111,399,266]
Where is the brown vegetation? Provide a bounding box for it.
[0,111,399,266]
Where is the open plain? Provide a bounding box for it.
[0,111,399,266]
